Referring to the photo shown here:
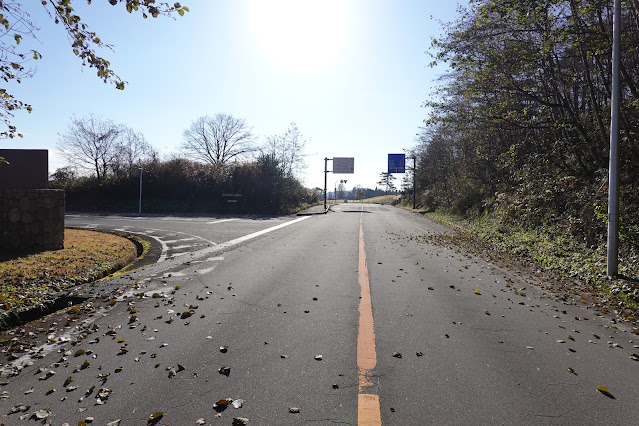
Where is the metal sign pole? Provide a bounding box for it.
[324,158,329,211]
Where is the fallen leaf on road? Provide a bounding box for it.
[215,398,231,407]
[568,367,576,374]
[315,355,323,361]
[196,419,206,425]
[9,404,30,414]
[556,340,565,343]
[219,366,230,376]
[289,407,300,413]
[214,398,231,412]
[485,310,490,315]
[474,289,481,295]
[31,408,51,419]
[392,352,402,358]
[220,346,229,353]
[97,388,112,403]
[596,385,611,395]
[428,287,434,290]
[147,411,164,424]
[232,399,244,409]
[233,417,250,425]
[39,370,55,380]
[106,420,121,426]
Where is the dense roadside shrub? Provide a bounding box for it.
[51,156,314,215]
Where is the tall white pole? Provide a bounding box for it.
[607,0,621,276]
[138,167,143,215]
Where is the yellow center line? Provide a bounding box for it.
[357,212,382,425]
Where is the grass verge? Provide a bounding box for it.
[423,210,639,309]
[0,229,138,323]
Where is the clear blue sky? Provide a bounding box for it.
[2,0,464,191]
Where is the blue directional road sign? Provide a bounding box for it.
[388,153,406,173]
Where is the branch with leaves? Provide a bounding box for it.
[0,0,188,138]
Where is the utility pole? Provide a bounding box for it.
[607,0,621,276]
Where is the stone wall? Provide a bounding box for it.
[0,189,65,254]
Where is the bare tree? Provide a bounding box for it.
[262,122,308,178]
[56,114,123,182]
[181,114,256,167]
[112,128,157,178]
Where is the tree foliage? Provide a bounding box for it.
[417,0,639,245]
[0,1,188,138]
[377,172,397,194]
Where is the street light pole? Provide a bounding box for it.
[607,0,621,276]
[138,167,143,215]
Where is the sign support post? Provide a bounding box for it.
[323,157,355,211]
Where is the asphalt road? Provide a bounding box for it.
[1,205,639,425]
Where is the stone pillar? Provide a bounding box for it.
[0,189,65,254]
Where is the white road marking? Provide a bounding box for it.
[147,235,170,262]
[163,237,198,244]
[171,244,193,250]
[217,216,310,249]
[208,218,239,224]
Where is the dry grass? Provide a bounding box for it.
[361,194,401,204]
[0,229,137,319]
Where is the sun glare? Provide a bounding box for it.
[250,0,349,75]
